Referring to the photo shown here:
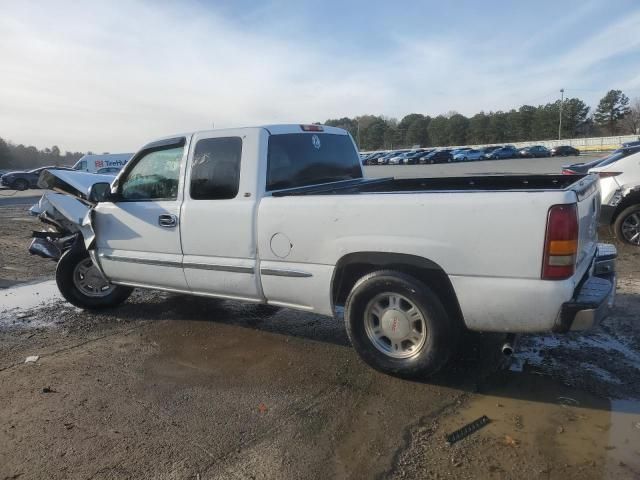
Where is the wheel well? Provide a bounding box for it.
[332,252,464,324]
[612,190,640,222]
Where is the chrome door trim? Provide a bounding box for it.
[182,262,254,274]
[101,254,182,268]
[101,254,254,274]
[260,268,312,278]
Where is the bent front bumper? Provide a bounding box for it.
[554,243,617,332]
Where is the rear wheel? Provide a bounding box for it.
[345,270,459,378]
[56,249,133,309]
[614,205,640,246]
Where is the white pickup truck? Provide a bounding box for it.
[31,124,617,377]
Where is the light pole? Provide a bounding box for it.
[558,88,564,140]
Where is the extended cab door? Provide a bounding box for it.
[179,129,263,301]
[93,137,189,291]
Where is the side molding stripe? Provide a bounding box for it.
[260,268,312,278]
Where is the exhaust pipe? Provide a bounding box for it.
[501,333,516,357]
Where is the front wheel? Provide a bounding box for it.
[344,270,459,378]
[614,205,640,246]
[56,249,133,309]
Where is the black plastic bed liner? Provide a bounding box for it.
[271,174,589,197]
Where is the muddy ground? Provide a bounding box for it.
[1,189,639,479]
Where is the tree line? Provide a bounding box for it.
[323,89,640,151]
[0,137,86,170]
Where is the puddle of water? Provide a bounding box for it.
[439,372,640,478]
[607,400,640,473]
[0,280,64,327]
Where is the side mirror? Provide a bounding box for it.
[87,182,112,203]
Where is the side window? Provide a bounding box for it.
[120,146,183,201]
[190,137,242,200]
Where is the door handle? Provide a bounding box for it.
[158,214,178,228]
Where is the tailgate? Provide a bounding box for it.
[572,174,600,273]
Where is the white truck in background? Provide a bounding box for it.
[30,124,617,377]
[72,153,133,174]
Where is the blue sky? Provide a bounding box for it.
[1,0,639,152]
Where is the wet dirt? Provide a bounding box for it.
[0,204,57,284]
[392,372,640,479]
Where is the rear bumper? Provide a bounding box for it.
[554,243,617,332]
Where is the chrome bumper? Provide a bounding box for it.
[555,243,617,332]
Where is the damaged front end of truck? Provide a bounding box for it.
[28,169,112,261]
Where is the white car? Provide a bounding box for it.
[590,150,640,245]
[30,124,616,378]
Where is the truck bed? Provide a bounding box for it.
[271,174,590,197]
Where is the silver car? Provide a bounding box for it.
[453,149,486,162]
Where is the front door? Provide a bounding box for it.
[94,137,189,291]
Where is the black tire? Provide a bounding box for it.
[13,179,29,191]
[56,249,133,309]
[613,204,640,246]
[344,270,459,378]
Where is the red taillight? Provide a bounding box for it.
[300,124,323,132]
[562,169,577,175]
[597,171,622,178]
[542,204,578,280]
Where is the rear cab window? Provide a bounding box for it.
[266,133,362,191]
[190,137,242,200]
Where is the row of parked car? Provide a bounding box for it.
[360,144,580,165]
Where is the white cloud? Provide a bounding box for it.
[0,1,638,153]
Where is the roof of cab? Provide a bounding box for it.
[140,124,350,150]
[158,124,348,140]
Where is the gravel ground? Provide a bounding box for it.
[1,158,639,479]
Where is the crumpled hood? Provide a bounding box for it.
[38,169,114,198]
[31,169,112,250]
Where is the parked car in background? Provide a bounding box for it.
[363,152,385,165]
[481,146,502,156]
[421,149,453,164]
[388,151,413,165]
[389,150,429,165]
[519,145,551,158]
[404,150,429,164]
[378,151,404,165]
[453,149,485,162]
[562,145,640,175]
[485,146,519,160]
[450,147,471,156]
[590,150,640,245]
[550,146,580,157]
[1,166,74,191]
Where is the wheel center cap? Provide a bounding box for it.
[381,309,410,340]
